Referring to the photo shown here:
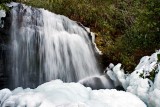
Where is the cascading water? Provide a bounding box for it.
[9,3,100,88]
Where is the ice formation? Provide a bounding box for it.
[105,50,160,107]
[0,80,146,107]
[90,32,102,55]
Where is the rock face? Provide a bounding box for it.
[0,10,6,28]
[0,9,12,89]
[0,49,8,89]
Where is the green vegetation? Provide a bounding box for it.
[149,68,157,82]
[0,0,13,4]
[157,54,160,62]
[139,62,159,82]
[139,64,158,82]
[1,0,160,72]
[0,0,12,11]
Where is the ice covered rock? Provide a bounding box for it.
[104,50,160,107]
[0,80,146,107]
[105,63,128,90]
[148,89,160,107]
[126,50,160,104]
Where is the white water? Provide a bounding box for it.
[9,3,100,88]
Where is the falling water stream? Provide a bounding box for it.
[9,3,100,88]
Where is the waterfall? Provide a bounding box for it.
[9,3,100,88]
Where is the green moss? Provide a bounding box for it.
[149,69,156,82]
[0,3,10,11]
[157,54,160,62]
[139,73,144,78]
[147,64,158,82]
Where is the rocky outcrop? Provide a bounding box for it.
[0,10,11,89]
[0,49,8,89]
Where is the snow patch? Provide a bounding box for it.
[105,50,160,107]
[90,32,102,55]
[0,80,146,107]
